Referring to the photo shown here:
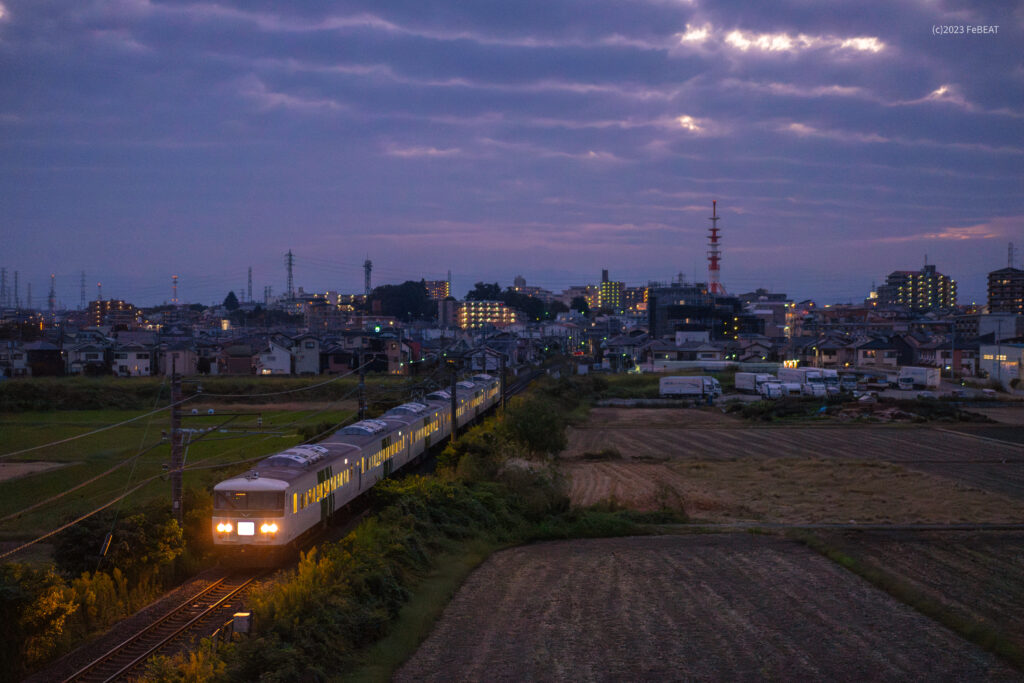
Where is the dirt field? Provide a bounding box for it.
[564,459,1024,524]
[564,408,1024,505]
[0,461,71,482]
[396,535,1017,681]
[808,530,1024,660]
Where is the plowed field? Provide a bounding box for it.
[563,408,1024,511]
[810,530,1024,659]
[396,535,1018,681]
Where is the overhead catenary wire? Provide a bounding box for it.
[0,394,197,460]
[0,440,165,524]
[0,477,159,561]
[198,362,371,398]
[0,373,408,560]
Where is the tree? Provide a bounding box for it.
[466,282,501,301]
[570,296,590,315]
[548,300,569,316]
[223,291,239,311]
[368,281,434,321]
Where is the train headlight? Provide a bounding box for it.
[216,522,233,533]
[260,522,279,534]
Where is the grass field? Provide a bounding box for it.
[0,406,354,539]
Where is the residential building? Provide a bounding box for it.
[438,297,459,327]
[457,300,518,329]
[647,283,762,341]
[987,267,1024,314]
[424,280,451,300]
[598,269,625,313]
[876,264,957,311]
[89,299,141,329]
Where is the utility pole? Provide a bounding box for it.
[48,273,56,325]
[170,361,184,523]
[357,347,366,420]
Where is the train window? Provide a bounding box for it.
[214,491,285,512]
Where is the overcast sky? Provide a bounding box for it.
[1,0,1021,307]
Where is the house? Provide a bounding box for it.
[219,343,257,375]
[66,342,110,376]
[23,341,64,376]
[255,341,293,375]
[159,343,199,376]
[0,342,30,377]
[291,334,322,375]
[111,343,152,376]
[855,337,899,369]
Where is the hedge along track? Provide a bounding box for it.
[64,570,264,683]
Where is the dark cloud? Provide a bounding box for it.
[0,0,1020,304]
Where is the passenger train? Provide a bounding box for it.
[211,374,501,560]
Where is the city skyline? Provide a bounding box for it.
[1,1,1021,306]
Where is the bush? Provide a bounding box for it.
[504,395,567,457]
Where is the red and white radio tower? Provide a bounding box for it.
[707,200,725,294]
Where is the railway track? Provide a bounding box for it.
[64,570,263,682]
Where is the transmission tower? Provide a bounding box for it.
[172,275,179,305]
[27,283,32,310]
[248,266,253,303]
[364,259,372,296]
[706,200,725,295]
[0,268,6,307]
[13,271,19,308]
[80,271,86,309]
[286,250,295,300]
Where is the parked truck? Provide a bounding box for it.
[659,375,722,401]
[820,368,840,394]
[776,367,827,397]
[897,366,940,390]
[838,373,859,393]
[735,372,774,394]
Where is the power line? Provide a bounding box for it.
[199,362,371,398]
[0,395,197,460]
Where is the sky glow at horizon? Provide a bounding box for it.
[0,0,1020,307]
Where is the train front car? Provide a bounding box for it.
[212,443,358,564]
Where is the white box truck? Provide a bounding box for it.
[659,376,722,400]
[735,372,773,394]
[776,367,827,397]
[820,369,840,394]
[897,366,940,390]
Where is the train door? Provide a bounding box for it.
[317,466,334,525]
